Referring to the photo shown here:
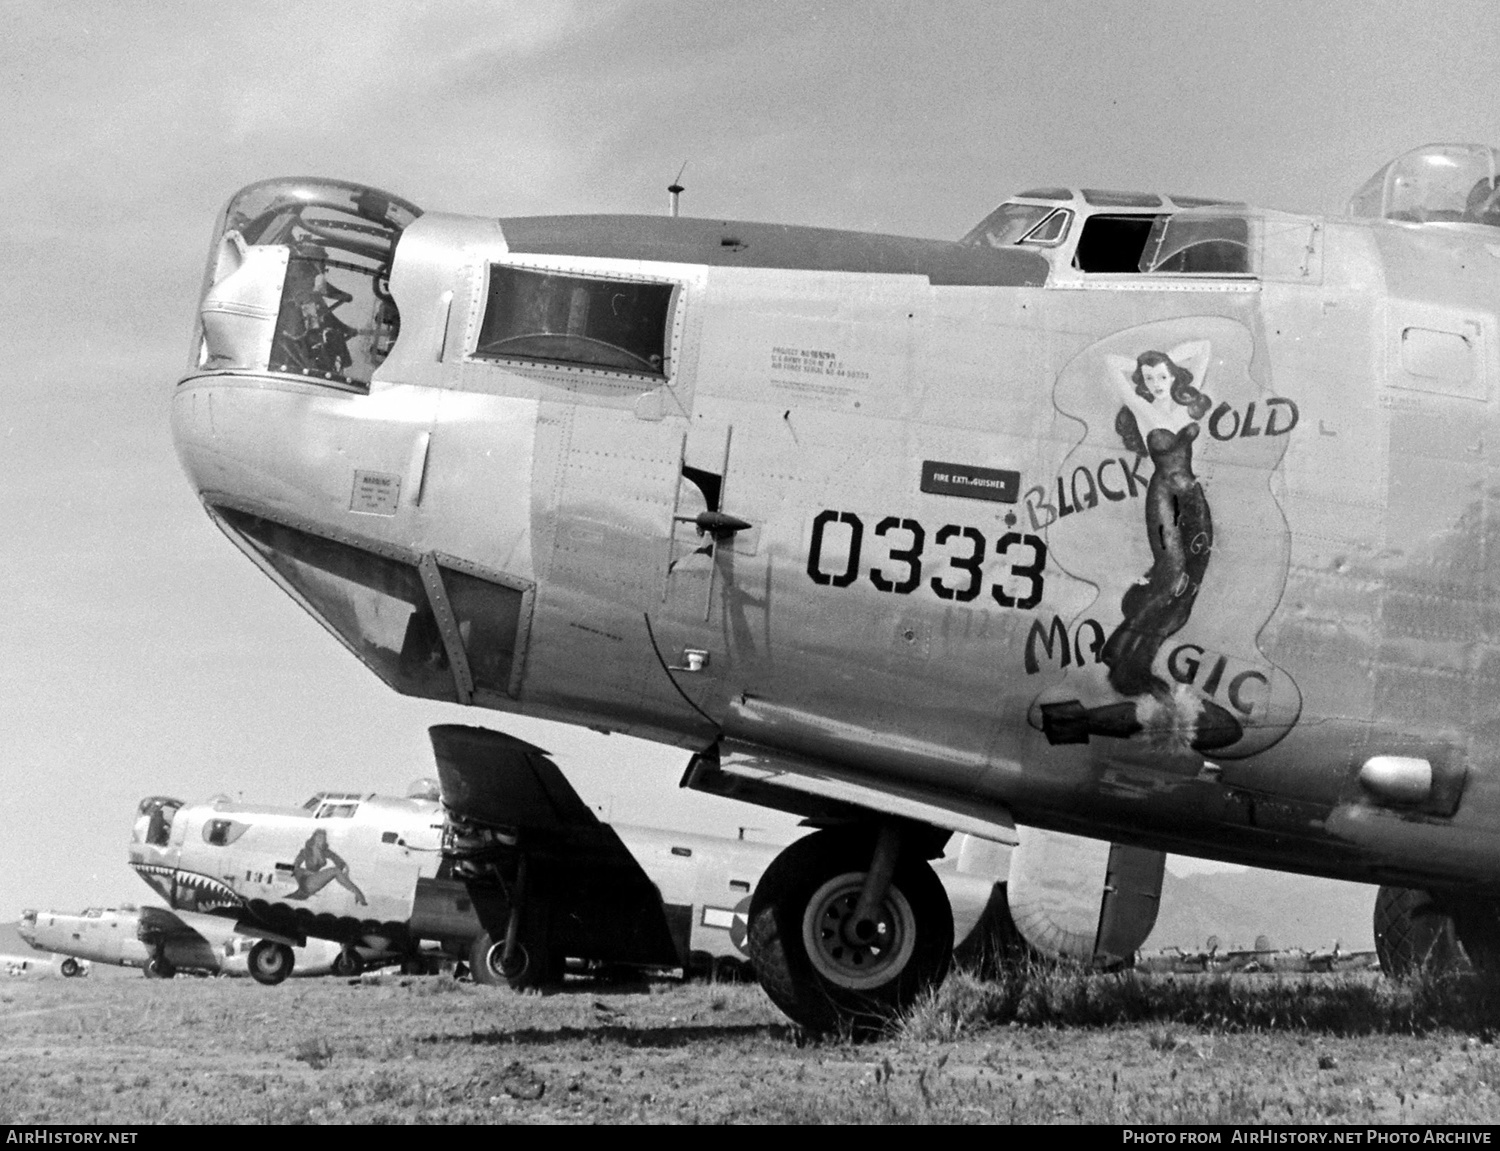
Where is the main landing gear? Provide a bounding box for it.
[1374,886,1500,978]
[748,825,952,1034]
[456,846,565,991]
[143,955,176,979]
[331,947,363,978]
[468,930,563,990]
[248,940,295,986]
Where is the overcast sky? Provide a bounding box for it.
[5,0,1498,923]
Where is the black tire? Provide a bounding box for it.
[143,956,175,980]
[468,932,561,990]
[748,827,953,1034]
[1374,886,1463,978]
[59,957,81,978]
[247,940,294,986]
[469,933,505,986]
[331,947,362,978]
[1451,898,1500,975]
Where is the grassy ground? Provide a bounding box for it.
[2,965,1499,1124]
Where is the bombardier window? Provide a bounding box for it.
[438,566,525,699]
[475,265,674,376]
[214,508,457,704]
[139,798,180,846]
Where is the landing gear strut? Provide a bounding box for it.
[143,955,176,979]
[748,826,952,1033]
[468,931,561,989]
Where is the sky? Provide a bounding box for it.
[5,0,1500,922]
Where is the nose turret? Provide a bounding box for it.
[184,177,421,390]
[172,177,423,520]
[18,910,39,947]
[174,179,548,726]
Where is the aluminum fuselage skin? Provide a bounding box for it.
[173,200,1500,894]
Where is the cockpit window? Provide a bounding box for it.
[960,203,1072,248]
[316,803,358,819]
[475,265,674,377]
[195,178,422,389]
[1081,189,1164,208]
[1139,212,1252,274]
[1138,208,1317,282]
[1073,215,1163,273]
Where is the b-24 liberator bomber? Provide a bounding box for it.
[129,726,1012,986]
[17,906,343,980]
[171,143,1500,1029]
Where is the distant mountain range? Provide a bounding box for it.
[1146,869,1377,953]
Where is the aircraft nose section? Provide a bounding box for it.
[132,864,177,906]
[169,386,214,499]
[17,911,38,946]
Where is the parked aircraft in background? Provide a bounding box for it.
[430,723,1016,985]
[171,142,1500,1028]
[1,951,86,978]
[131,784,447,982]
[129,725,1013,986]
[16,906,342,979]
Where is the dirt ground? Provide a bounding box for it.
[3,970,1500,1125]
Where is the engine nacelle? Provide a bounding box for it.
[1006,826,1165,966]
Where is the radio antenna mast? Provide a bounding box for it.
[668,161,687,217]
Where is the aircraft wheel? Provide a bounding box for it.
[1374,886,1463,978]
[1451,898,1500,975]
[247,940,294,986]
[331,947,363,978]
[468,932,508,986]
[469,932,560,989]
[748,827,953,1034]
[59,957,81,978]
[143,956,176,980]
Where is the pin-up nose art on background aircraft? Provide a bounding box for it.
[172,145,1500,1029]
[129,725,1014,987]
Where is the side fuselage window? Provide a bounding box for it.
[475,265,674,377]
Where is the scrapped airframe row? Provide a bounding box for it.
[13,725,1013,985]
